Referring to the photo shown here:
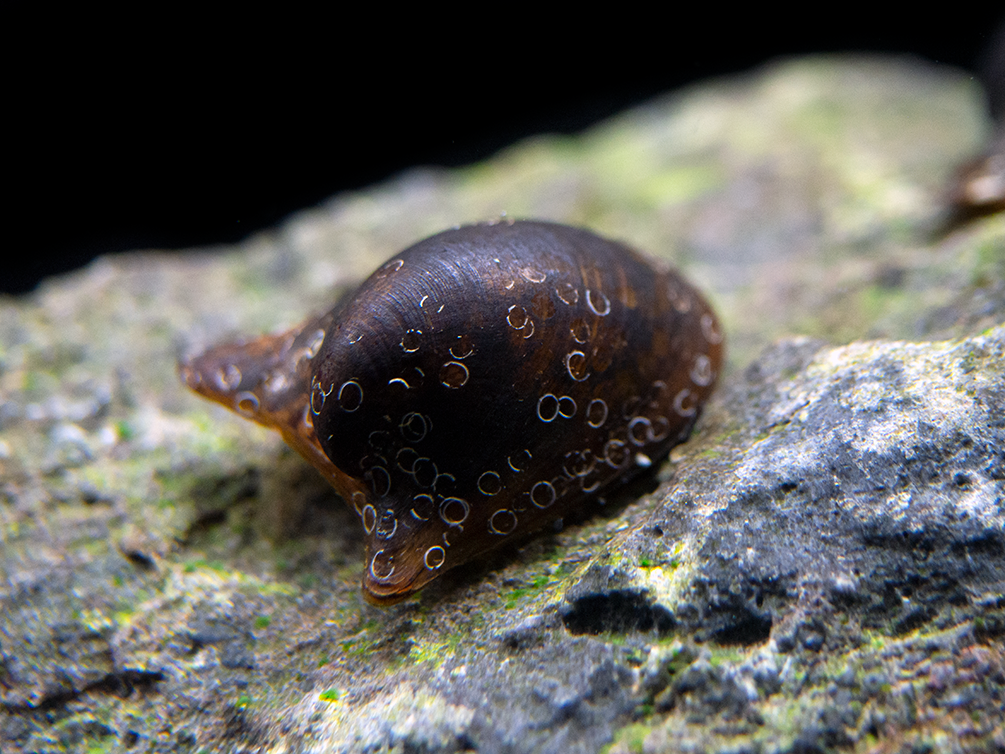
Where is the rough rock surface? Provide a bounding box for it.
[2,56,1004,753]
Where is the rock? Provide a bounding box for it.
[587,325,1005,646]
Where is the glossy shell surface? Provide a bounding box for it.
[180,220,724,603]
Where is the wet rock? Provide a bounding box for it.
[187,615,257,670]
[587,325,1005,651]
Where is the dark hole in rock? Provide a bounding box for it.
[710,609,773,646]
[951,531,1005,558]
[92,669,166,697]
[562,590,675,636]
[892,605,935,635]
[122,549,156,571]
[974,614,1005,641]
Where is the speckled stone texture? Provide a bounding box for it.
[2,56,1004,753]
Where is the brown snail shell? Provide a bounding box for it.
[179,220,724,604]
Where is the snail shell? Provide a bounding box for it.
[180,220,724,604]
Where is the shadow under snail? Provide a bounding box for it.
[179,220,724,604]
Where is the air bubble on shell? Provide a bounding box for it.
[565,351,590,382]
[370,550,395,581]
[556,282,579,305]
[449,334,474,359]
[489,509,518,534]
[338,380,364,411]
[478,471,502,496]
[425,546,446,569]
[537,394,560,422]
[440,497,470,526]
[401,329,422,353]
[586,399,608,428]
[411,494,435,521]
[440,361,469,388]
[530,481,556,509]
[216,364,242,391]
[558,396,576,418]
[673,388,697,417]
[520,267,547,283]
[362,504,377,533]
[508,449,533,472]
[701,313,723,344]
[376,258,404,277]
[586,289,611,316]
[400,412,431,442]
[376,509,398,540]
[691,354,714,387]
[234,392,259,415]
[507,305,529,329]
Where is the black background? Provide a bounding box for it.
[6,11,1004,295]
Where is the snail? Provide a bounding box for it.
[179,220,724,604]
[937,23,1005,234]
